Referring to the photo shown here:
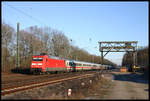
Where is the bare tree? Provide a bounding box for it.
[2,22,15,72]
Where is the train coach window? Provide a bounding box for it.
[76,63,81,66]
[76,63,79,66]
[69,62,72,66]
[32,58,43,61]
[79,64,82,66]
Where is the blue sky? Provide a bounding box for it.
[2,2,149,65]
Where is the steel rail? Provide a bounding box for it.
[1,72,99,96]
[2,71,97,89]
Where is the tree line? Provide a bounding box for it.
[2,22,116,72]
[122,46,149,69]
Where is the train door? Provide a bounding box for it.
[72,62,76,72]
[69,62,76,72]
[66,61,71,72]
[45,57,48,72]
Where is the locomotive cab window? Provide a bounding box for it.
[32,58,43,61]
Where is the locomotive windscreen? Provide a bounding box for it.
[32,58,43,61]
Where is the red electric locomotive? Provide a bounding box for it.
[30,54,103,74]
[30,55,67,74]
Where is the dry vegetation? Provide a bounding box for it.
[2,22,116,73]
[2,73,114,100]
[122,47,149,71]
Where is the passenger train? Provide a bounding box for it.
[30,54,111,74]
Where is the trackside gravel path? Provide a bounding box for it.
[106,72,149,99]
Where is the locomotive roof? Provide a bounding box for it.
[66,60,101,66]
[48,55,65,60]
[33,55,101,65]
[48,55,101,65]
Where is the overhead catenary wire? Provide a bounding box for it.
[3,3,47,68]
[3,2,117,7]
[4,3,46,26]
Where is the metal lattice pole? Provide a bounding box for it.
[16,23,20,68]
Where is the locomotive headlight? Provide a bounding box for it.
[38,63,42,65]
[32,63,36,65]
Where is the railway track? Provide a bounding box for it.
[1,71,100,96]
[2,72,74,89]
[2,71,99,89]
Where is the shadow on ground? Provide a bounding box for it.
[113,72,148,84]
[144,89,149,92]
[11,68,31,75]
